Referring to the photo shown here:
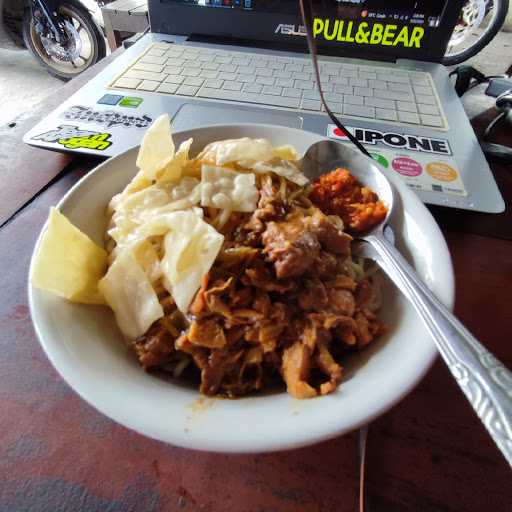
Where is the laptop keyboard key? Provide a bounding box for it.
[218,72,236,81]
[177,85,199,96]
[147,49,166,57]
[343,104,375,118]
[256,76,275,86]
[184,77,205,87]
[274,70,292,79]
[295,80,313,90]
[137,80,160,92]
[243,83,262,93]
[349,78,368,88]
[223,81,243,91]
[204,79,223,89]
[415,94,436,105]
[202,62,220,70]
[411,76,430,86]
[199,70,219,79]
[262,85,282,96]
[285,63,303,72]
[256,68,273,78]
[132,62,164,73]
[397,101,417,112]
[375,89,413,102]
[369,80,387,90]
[398,111,420,124]
[157,83,179,94]
[365,97,395,109]
[164,75,184,84]
[341,68,358,78]
[413,85,433,96]
[237,74,253,83]
[303,90,320,100]
[418,103,439,115]
[292,71,311,80]
[219,64,237,73]
[344,94,364,106]
[140,55,167,65]
[420,114,443,127]
[113,77,141,89]
[376,108,398,121]
[283,88,301,98]
[125,69,168,81]
[329,103,343,114]
[388,82,413,93]
[333,85,353,95]
[353,87,373,97]
[275,78,294,88]
[182,68,201,77]
[301,99,321,111]
[324,92,344,103]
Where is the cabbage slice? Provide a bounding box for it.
[160,210,224,313]
[98,248,164,339]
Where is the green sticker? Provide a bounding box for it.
[119,96,143,108]
[370,152,389,168]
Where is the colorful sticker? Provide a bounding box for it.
[32,125,112,151]
[119,97,143,108]
[392,156,422,177]
[327,124,451,155]
[61,105,152,128]
[426,162,458,182]
[370,152,389,168]
[97,94,123,106]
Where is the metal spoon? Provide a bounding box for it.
[301,140,512,466]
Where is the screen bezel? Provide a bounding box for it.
[148,0,465,63]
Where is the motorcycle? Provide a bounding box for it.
[444,0,509,65]
[1,0,106,81]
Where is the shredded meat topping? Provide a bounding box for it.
[129,171,385,399]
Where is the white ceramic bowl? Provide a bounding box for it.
[29,124,454,453]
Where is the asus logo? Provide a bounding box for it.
[275,24,307,36]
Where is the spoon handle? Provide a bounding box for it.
[366,233,512,466]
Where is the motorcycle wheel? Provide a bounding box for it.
[22,0,106,81]
[443,0,509,66]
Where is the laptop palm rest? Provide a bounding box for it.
[171,103,304,132]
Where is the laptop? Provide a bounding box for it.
[23,0,505,213]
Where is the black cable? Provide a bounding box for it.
[298,0,371,158]
[483,111,507,141]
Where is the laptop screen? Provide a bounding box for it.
[150,0,464,62]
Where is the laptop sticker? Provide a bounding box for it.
[97,94,123,106]
[119,97,144,108]
[328,124,467,197]
[32,125,113,151]
[60,105,152,128]
[328,125,451,155]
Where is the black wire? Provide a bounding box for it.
[483,111,507,141]
[298,0,371,158]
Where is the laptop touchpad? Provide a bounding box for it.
[171,103,303,131]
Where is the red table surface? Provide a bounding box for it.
[0,54,511,511]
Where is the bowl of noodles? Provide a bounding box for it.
[28,119,454,453]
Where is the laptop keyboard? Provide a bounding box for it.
[110,42,447,130]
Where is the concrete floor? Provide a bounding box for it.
[0,23,511,127]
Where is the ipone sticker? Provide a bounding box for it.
[327,125,451,156]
